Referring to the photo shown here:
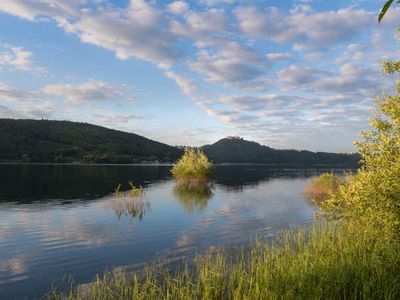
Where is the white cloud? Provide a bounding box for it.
[167,1,189,15]
[0,0,84,21]
[277,63,380,96]
[0,81,37,101]
[0,46,39,72]
[234,6,371,48]
[42,80,134,104]
[164,70,198,99]
[1,0,182,69]
[61,1,181,69]
[170,8,231,46]
[234,6,289,41]
[0,82,55,119]
[277,65,330,86]
[266,52,293,61]
[188,42,267,87]
[200,0,236,5]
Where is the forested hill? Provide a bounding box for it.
[203,137,359,166]
[0,119,183,163]
[0,119,359,165]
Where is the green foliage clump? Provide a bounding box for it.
[321,61,400,234]
[303,173,343,204]
[171,148,213,184]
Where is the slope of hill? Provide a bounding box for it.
[0,119,183,163]
[202,137,359,166]
[0,119,359,165]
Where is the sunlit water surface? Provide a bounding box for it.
[0,164,350,299]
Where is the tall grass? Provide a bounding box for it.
[171,148,212,186]
[303,173,343,204]
[46,221,400,300]
[106,181,149,220]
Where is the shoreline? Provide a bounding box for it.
[0,162,359,168]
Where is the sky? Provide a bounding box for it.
[0,0,399,152]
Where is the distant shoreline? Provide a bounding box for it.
[0,162,359,168]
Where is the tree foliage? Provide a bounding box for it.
[203,137,359,165]
[323,60,400,234]
[379,0,399,22]
[0,119,182,163]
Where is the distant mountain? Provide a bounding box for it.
[0,119,359,165]
[202,137,359,166]
[0,119,183,163]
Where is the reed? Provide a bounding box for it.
[46,221,400,300]
[106,182,149,220]
[303,173,343,204]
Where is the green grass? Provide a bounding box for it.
[46,221,400,300]
[171,148,213,185]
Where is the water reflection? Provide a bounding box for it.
[0,164,354,203]
[105,193,150,221]
[172,184,213,213]
[0,164,353,299]
[213,165,353,191]
[0,164,171,202]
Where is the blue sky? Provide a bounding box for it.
[0,0,398,152]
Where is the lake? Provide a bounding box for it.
[0,164,350,299]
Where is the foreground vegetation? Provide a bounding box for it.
[46,222,400,300]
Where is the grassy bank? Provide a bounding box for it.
[46,221,400,300]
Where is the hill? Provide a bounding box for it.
[0,119,359,165]
[0,119,183,163]
[202,137,359,166]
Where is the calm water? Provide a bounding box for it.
[0,164,349,299]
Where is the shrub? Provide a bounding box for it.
[171,148,212,185]
[303,173,343,204]
[321,61,400,235]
